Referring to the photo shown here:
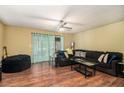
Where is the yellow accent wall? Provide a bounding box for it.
[4,26,74,56]
[74,21,124,56]
[0,22,4,60]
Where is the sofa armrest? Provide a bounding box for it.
[111,60,120,73]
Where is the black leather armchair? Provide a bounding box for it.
[55,51,75,67]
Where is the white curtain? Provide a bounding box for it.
[31,33,64,63]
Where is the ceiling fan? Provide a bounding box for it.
[28,10,85,32]
[57,20,72,31]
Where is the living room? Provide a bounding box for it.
[0,4,124,89]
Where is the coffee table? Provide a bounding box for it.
[71,58,99,78]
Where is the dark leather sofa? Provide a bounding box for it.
[2,54,31,73]
[55,50,123,76]
[73,49,123,76]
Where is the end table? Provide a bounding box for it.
[117,62,124,77]
[0,68,1,81]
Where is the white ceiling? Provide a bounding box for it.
[0,5,124,33]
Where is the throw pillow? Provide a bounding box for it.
[103,53,109,63]
[64,52,69,59]
[80,52,86,58]
[66,48,73,55]
[75,51,80,57]
[98,54,105,62]
[107,55,116,64]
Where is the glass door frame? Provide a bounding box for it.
[31,33,64,63]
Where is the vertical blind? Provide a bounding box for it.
[32,33,64,63]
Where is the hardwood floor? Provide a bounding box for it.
[0,62,124,87]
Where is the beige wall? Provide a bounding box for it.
[4,26,74,56]
[3,20,124,57]
[74,21,124,55]
[0,22,4,60]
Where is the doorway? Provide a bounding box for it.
[31,33,64,63]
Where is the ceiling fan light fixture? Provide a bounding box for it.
[59,27,65,32]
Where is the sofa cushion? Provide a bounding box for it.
[85,57,99,62]
[86,51,105,61]
[98,63,112,69]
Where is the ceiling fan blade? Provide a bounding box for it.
[29,15,60,22]
[63,27,72,29]
[67,21,85,26]
[61,6,72,21]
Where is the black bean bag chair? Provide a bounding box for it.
[2,54,31,73]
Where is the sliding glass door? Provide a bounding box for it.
[32,33,49,63]
[32,33,64,63]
